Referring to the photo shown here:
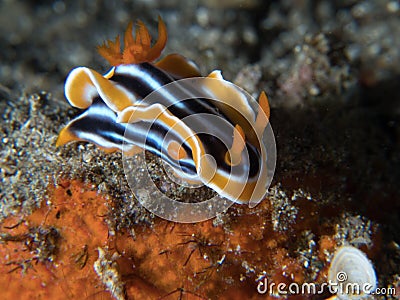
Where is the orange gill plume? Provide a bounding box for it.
[97,16,168,66]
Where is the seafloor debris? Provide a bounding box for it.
[94,247,125,300]
[0,92,149,229]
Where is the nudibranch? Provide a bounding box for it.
[57,17,272,204]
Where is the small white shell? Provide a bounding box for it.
[328,246,377,299]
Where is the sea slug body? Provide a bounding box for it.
[57,17,272,204]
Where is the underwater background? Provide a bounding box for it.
[0,0,399,299]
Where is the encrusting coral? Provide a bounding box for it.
[0,180,111,299]
[1,178,384,299]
